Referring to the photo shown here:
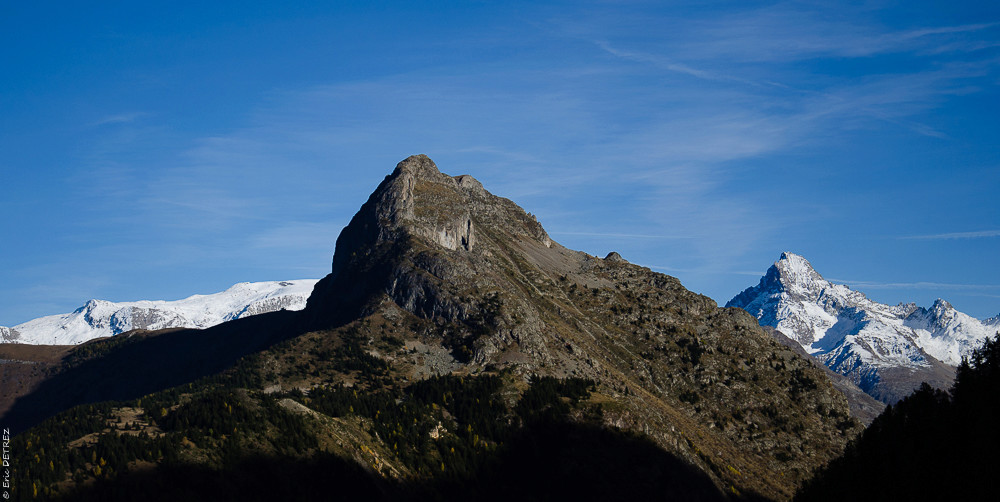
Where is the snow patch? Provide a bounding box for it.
[1,279,319,345]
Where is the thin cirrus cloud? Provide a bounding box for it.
[640,262,765,277]
[89,112,147,127]
[900,230,1000,240]
[595,35,992,144]
[249,221,344,250]
[77,15,994,256]
[130,26,980,279]
[550,231,696,240]
[829,279,1000,292]
[673,8,998,62]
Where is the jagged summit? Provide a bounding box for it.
[727,252,852,322]
[930,298,952,312]
[773,252,823,284]
[394,152,443,178]
[326,155,550,278]
[755,252,828,293]
[729,253,998,403]
[307,154,561,331]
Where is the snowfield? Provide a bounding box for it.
[0,280,319,345]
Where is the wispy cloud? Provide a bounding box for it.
[89,112,146,127]
[830,279,1000,290]
[900,230,1000,240]
[676,9,1000,62]
[250,221,345,249]
[595,40,720,81]
[595,39,798,92]
[550,231,695,240]
[644,264,764,277]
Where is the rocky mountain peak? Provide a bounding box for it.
[309,155,563,331]
[731,253,997,404]
[726,252,830,312]
[392,153,445,179]
[930,298,954,314]
[327,155,550,281]
[604,251,625,263]
[773,252,824,288]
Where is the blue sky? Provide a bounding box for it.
[2,0,999,326]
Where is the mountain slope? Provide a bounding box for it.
[763,326,884,424]
[5,156,861,501]
[0,280,317,345]
[728,252,997,403]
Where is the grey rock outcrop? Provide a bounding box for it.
[0,327,20,343]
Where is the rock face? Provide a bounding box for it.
[1,280,317,345]
[307,154,557,359]
[0,327,20,343]
[728,252,997,404]
[305,155,860,499]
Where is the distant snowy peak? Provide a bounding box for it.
[728,253,998,402]
[728,253,997,363]
[773,251,825,288]
[987,314,1000,329]
[902,298,999,367]
[727,252,869,348]
[0,280,319,346]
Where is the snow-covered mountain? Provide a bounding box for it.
[0,280,318,345]
[728,253,1000,403]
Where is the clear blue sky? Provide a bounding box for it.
[2,0,999,326]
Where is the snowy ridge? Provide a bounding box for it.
[728,253,998,400]
[0,280,319,345]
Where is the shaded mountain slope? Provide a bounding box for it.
[1,310,303,434]
[58,422,727,502]
[0,343,74,419]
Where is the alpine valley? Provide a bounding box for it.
[728,252,1000,404]
[8,155,982,502]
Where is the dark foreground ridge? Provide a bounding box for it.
[797,334,1000,501]
[59,421,727,502]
